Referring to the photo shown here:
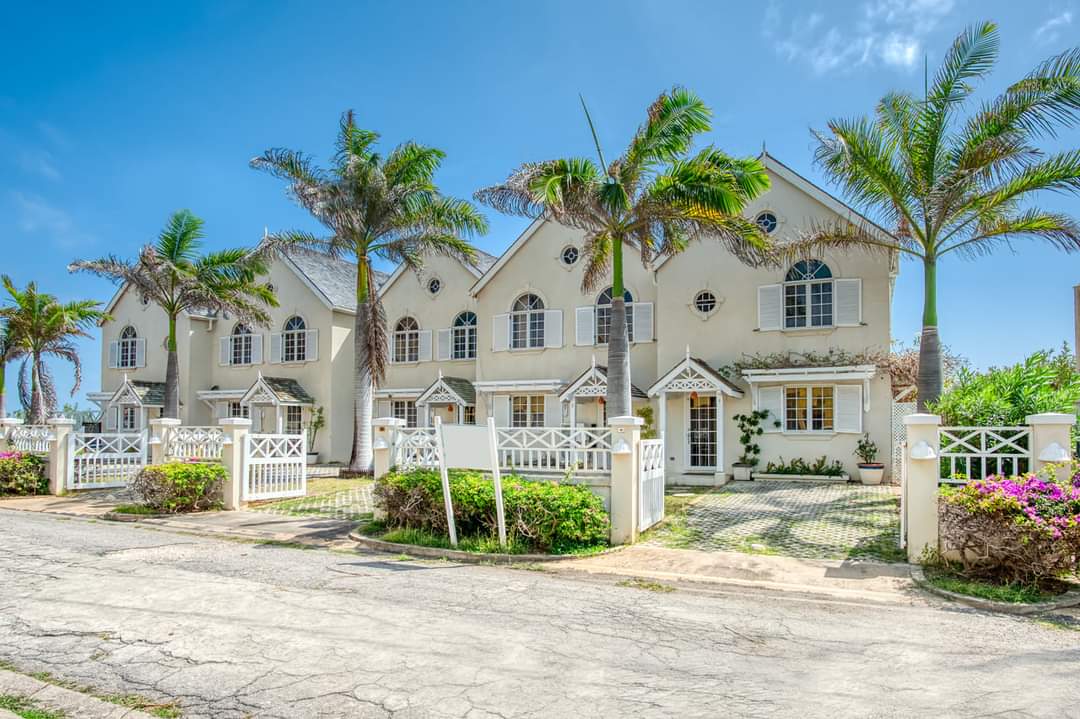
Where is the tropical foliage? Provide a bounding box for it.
[476,87,772,417]
[0,451,47,496]
[70,210,279,418]
[252,111,487,471]
[762,456,846,477]
[780,22,1080,409]
[0,277,107,423]
[132,460,226,513]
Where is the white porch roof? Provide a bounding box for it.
[472,378,564,394]
[740,364,877,384]
[647,355,744,398]
[416,373,476,407]
[558,362,648,403]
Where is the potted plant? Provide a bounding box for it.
[732,410,768,481]
[855,433,884,485]
[305,406,325,465]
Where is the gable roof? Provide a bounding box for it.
[416,375,476,406]
[469,217,546,297]
[240,373,315,406]
[282,247,389,314]
[108,377,167,408]
[378,248,499,299]
[647,355,745,398]
[558,363,648,403]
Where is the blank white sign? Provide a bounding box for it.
[439,424,493,469]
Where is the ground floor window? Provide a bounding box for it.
[120,406,139,432]
[392,400,418,428]
[285,406,303,435]
[228,401,249,419]
[784,386,834,432]
[511,395,544,428]
[463,405,476,425]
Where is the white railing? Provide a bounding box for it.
[496,427,611,474]
[167,426,225,460]
[10,425,52,454]
[243,433,306,500]
[394,428,439,470]
[938,426,1031,483]
[639,438,665,530]
[68,431,147,490]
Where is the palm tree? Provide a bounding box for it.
[0,277,107,423]
[476,88,773,417]
[781,23,1080,410]
[251,111,488,472]
[0,321,13,418]
[70,210,280,418]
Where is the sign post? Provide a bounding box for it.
[433,417,458,547]
[487,418,507,549]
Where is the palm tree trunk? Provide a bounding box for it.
[349,256,374,473]
[917,256,942,412]
[164,314,180,419]
[30,353,45,424]
[606,237,632,419]
[0,362,6,419]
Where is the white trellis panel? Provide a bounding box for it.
[243,433,306,500]
[10,425,52,454]
[394,428,440,470]
[938,426,1031,483]
[639,439,665,530]
[167,426,226,460]
[891,401,916,480]
[68,431,147,490]
[495,427,611,475]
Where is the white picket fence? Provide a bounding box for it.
[243,433,307,501]
[167,426,225,460]
[394,428,440,470]
[9,425,52,454]
[639,438,665,530]
[938,426,1031,483]
[495,427,612,474]
[68,431,147,490]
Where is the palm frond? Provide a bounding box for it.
[623,86,711,182]
[940,209,1080,258]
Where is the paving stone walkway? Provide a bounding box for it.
[249,483,375,521]
[648,480,903,561]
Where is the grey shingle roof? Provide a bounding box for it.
[561,365,648,400]
[690,357,745,396]
[442,376,476,405]
[469,250,498,275]
[262,377,315,404]
[284,247,389,312]
[131,381,166,407]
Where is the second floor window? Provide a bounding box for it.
[118,326,138,369]
[595,287,634,345]
[452,311,477,360]
[784,260,833,329]
[282,316,307,362]
[232,323,253,365]
[393,317,419,363]
[510,294,544,349]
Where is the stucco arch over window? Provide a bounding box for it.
[231,323,254,365]
[452,311,477,360]
[595,287,634,344]
[783,260,833,328]
[282,315,307,362]
[510,293,545,349]
[393,317,420,363]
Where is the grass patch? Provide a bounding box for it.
[641,490,711,548]
[112,504,159,515]
[923,567,1065,604]
[617,578,676,593]
[3,662,182,717]
[734,535,782,556]
[99,694,182,718]
[0,695,66,719]
[371,525,606,557]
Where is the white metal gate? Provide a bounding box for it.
[68,431,147,490]
[243,433,307,501]
[639,438,665,531]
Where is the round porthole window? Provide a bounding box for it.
[427,277,441,296]
[560,245,579,266]
[694,290,717,315]
[755,211,778,234]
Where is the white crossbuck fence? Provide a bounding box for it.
[639,439,665,530]
[394,428,440,470]
[67,430,147,490]
[242,433,307,501]
[938,426,1032,483]
[495,428,612,474]
[10,425,52,454]
[166,426,225,460]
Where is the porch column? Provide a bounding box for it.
[569,398,577,429]
[715,390,724,482]
[658,391,666,441]
[275,406,283,434]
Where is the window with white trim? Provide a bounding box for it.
[231,323,254,365]
[120,406,138,432]
[595,287,633,345]
[784,386,834,432]
[693,290,717,315]
[118,326,138,369]
[393,317,420,363]
[511,395,544,428]
[463,405,476,425]
[282,316,307,363]
[756,211,778,234]
[560,246,579,266]
[228,401,249,419]
[510,294,544,349]
[784,260,833,329]
[285,405,303,435]
[452,311,477,360]
[392,399,417,428]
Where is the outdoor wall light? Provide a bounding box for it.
[612,438,631,455]
[373,437,388,450]
[910,440,937,460]
[1038,441,1070,462]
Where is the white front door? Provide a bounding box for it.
[687,395,717,469]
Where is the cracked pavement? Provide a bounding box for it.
[1,511,1079,718]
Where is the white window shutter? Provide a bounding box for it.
[493,395,510,427]
[219,337,230,366]
[835,279,862,327]
[269,333,283,364]
[544,394,562,427]
[251,334,263,364]
[544,310,563,348]
[758,284,782,331]
[437,329,452,361]
[492,314,509,352]
[418,330,433,362]
[633,302,654,343]
[376,399,391,418]
[759,386,783,432]
[106,406,118,431]
[134,338,146,368]
[835,385,863,433]
[215,402,226,419]
[305,329,319,361]
[575,306,595,346]
[108,341,119,369]
[388,336,395,364]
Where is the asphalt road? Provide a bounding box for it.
[1,510,1078,718]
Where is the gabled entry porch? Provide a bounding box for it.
[416,372,476,426]
[558,360,649,429]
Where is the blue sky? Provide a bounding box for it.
[1,0,1078,409]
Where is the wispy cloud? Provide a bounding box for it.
[17,150,61,181]
[1034,10,1073,45]
[764,0,955,75]
[8,192,93,249]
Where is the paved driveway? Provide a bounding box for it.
[649,480,902,561]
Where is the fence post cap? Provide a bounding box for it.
[46,417,75,426]
[903,413,941,426]
[608,416,644,428]
[218,417,253,428]
[1025,412,1076,426]
[149,417,182,427]
[373,417,406,428]
[0,417,23,426]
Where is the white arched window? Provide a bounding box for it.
[118,326,138,369]
[393,317,420,363]
[282,316,306,363]
[784,260,833,328]
[595,287,634,345]
[510,294,545,349]
[452,311,477,360]
[231,323,253,365]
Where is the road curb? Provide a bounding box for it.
[349,532,625,564]
[910,566,1080,615]
[0,667,158,718]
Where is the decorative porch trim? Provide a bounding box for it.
[558,359,648,403]
[416,372,476,407]
[239,372,314,407]
[647,352,744,398]
[107,375,166,408]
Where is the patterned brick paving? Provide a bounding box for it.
[650,481,902,561]
[250,484,375,521]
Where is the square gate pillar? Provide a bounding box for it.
[1026,413,1076,483]
[46,418,75,496]
[149,417,181,465]
[609,415,643,546]
[219,418,252,510]
[0,417,22,452]
[903,413,941,564]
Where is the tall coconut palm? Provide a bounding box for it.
[252,111,488,472]
[476,88,773,417]
[0,277,107,423]
[70,210,279,418]
[780,23,1080,410]
[0,321,13,418]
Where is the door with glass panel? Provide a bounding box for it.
[687,394,717,468]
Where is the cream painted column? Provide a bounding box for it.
[903,413,941,564]
[1027,413,1075,482]
[148,417,180,465]
[46,418,75,496]
[714,391,725,484]
[218,417,251,510]
[372,417,405,482]
[0,417,22,451]
[658,391,666,441]
[608,415,643,546]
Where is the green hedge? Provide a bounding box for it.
[132,461,225,513]
[374,469,610,553]
[0,451,47,496]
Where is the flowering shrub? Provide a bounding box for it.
[939,464,1080,585]
[0,451,47,496]
[132,461,225,513]
[375,468,609,553]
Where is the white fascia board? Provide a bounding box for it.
[373,388,426,399]
[195,389,247,400]
[741,364,877,383]
[472,378,564,393]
